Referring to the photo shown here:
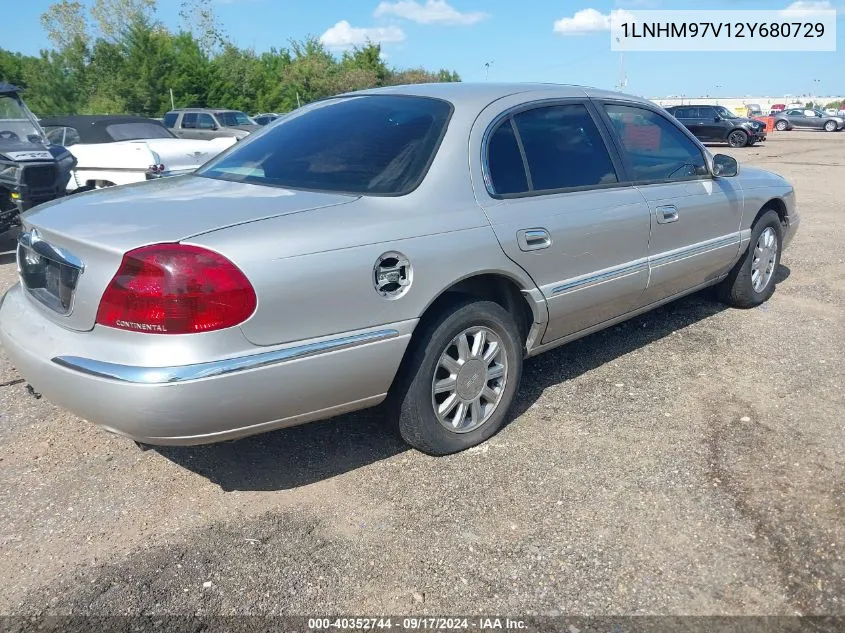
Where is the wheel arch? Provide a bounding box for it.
[416,271,545,353]
[758,197,788,230]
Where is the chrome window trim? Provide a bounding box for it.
[52,328,400,385]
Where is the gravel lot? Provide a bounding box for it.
[0,131,842,618]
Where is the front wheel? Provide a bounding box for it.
[727,129,749,148]
[390,299,523,455]
[824,120,837,132]
[775,120,789,131]
[719,210,783,308]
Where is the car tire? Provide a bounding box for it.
[824,120,837,132]
[390,298,523,456]
[727,129,749,148]
[719,210,783,309]
[775,120,789,131]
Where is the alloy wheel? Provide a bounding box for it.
[728,131,747,147]
[751,227,778,292]
[431,326,508,434]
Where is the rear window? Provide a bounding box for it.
[105,122,174,141]
[198,96,452,196]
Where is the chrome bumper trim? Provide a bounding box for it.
[52,328,400,385]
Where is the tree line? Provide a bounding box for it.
[0,0,461,118]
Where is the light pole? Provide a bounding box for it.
[483,61,494,81]
[614,38,628,91]
[812,79,821,107]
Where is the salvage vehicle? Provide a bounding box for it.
[0,84,800,455]
[773,108,844,132]
[665,104,767,147]
[40,115,236,190]
[0,83,76,233]
[163,108,259,140]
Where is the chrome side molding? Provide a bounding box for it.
[52,328,400,385]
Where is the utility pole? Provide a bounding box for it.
[483,61,494,81]
[170,88,175,110]
[296,92,302,109]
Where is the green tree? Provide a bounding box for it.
[91,0,158,42]
[40,0,89,50]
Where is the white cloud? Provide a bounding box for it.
[781,1,839,16]
[319,20,406,48]
[553,8,634,35]
[374,0,488,25]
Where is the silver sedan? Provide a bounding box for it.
[0,83,800,455]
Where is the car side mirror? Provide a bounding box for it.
[714,116,721,122]
[712,154,738,178]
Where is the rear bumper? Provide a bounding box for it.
[0,284,414,445]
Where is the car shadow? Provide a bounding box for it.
[157,268,789,492]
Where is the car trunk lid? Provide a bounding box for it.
[18,175,358,331]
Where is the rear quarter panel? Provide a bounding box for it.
[191,196,542,346]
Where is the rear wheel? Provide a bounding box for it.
[775,120,789,131]
[824,120,837,132]
[727,129,749,148]
[390,299,522,455]
[719,210,783,308]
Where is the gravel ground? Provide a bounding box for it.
[0,131,842,618]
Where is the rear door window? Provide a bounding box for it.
[511,104,618,192]
[162,112,178,128]
[181,113,198,129]
[197,113,216,130]
[486,119,529,195]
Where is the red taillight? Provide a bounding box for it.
[96,244,256,335]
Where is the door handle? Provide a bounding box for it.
[517,228,552,251]
[656,205,679,224]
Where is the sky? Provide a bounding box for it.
[2,0,844,98]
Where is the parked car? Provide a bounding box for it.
[664,104,766,147]
[163,108,259,140]
[253,113,282,126]
[0,83,76,234]
[769,104,786,114]
[40,115,237,190]
[0,83,799,455]
[773,108,845,132]
[745,104,763,118]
